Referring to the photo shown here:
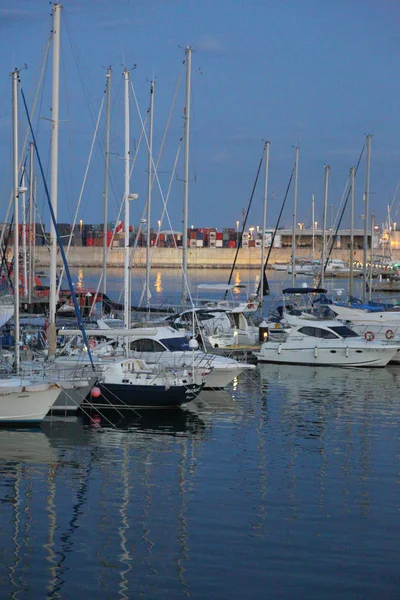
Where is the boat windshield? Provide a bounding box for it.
[159,337,191,351]
[329,326,359,338]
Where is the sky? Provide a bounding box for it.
[0,0,399,233]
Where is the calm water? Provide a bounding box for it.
[0,365,400,599]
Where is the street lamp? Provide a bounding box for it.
[236,220,239,247]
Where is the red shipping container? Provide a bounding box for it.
[86,238,93,246]
[216,232,223,240]
[228,240,236,248]
[249,240,256,247]
[159,233,165,241]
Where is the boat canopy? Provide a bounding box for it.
[197,283,247,291]
[282,287,327,295]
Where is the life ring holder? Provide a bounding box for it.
[364,331,375,342]
[88,339,97,349]
[385,329,394,340]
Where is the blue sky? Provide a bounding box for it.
[0,0,399,232]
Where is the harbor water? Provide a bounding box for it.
[1,269,399,598]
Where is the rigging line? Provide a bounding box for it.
[137,138,184,307]
[0,34,52,253]
[225,142,267,299]
[20,83,95,370]
[389,180,400,218]
[57,94,105,294]
[317,143,365,288]
[256,168,294,296]
[151,64,184,190]
[129,80,197,310]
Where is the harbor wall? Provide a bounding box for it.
[31,246,375,269]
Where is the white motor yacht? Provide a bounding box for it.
[254,313,400,367]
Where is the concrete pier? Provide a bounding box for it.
[30,246,371,269]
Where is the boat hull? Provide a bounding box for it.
[83,382,204,410]
[255,343,398,367]
[0,383,61,425]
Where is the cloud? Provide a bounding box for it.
[196,34,226,56]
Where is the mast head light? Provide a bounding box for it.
[17,186,28,194]
[128,193,139,200]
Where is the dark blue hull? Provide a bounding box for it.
[83,382,204,410]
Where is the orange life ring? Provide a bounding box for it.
[88,339,97,349]
[364,331,375,342]
[385,329,394,340]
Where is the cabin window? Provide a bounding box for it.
[130,339,166,352]
[298,326,338,339]
[329,326,358,338]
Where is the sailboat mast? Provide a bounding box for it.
[311,194,315,262]
[21,171,28,298]
[291,146,299,287]
[49,2,61,327]
[123,68,131,330]
[181,46,192,306]
[260,141,270,311]
[321,165,330,288]
[145,80,155,311]
[12,69,20,372]
[103,66,111,297]
[369,212,375,301]
[362,134,372,303]
[349,166,355,297]
[28,142,34,304]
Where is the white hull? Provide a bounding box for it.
[256,341,398,367]
[0,381,61,423]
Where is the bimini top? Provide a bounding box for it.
[282,287,327,295]
[197,283,247,291]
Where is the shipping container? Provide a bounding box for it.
[190,239,197,248]
[215,239,223,247]
[216,232,223,240]
[228,240,236,248]
[209,241,216,248]
[249,240,256,247]
[242,240,249,248]
[255,239,262,247]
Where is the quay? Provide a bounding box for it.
[32,246,375,269]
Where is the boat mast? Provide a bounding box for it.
[103,67,111,298]
[260,141,270,311]
[321,165,330,288]
[145,79,155,312]
[362,134,372,303]
[21,169,28,298]
[123,67,131,330]
[28,142,34,304]
[311,194,315,262]
[291,146,299,287]
[369,212,375,301]
[49,3,61,348]
[181,46,192,306]
[349,166,355,298]
[12,69,20,372]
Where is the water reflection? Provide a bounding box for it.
[0,371,399,598]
